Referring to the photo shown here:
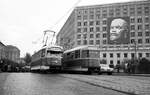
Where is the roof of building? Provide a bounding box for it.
[0,41,5,47]
[76,0,149,9]
[5,45,20,51]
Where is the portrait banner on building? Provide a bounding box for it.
[107,17,130,44]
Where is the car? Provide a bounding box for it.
[99,64,114,75]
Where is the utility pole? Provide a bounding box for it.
[42,30,56,47]
[133,40,137,60]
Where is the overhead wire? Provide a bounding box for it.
[32,0,82,45]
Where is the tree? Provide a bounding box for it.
[24,53,32,66]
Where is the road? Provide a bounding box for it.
[0,73,150,95]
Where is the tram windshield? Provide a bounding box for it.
[47,50,63,57]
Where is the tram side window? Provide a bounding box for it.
[81,50,89,58]
[89,50,99,58]
[75,50,80,58]
[67,52,74,60]
[41,49,45,57]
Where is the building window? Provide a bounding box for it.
[77,28,81,33]
[138,53,142,58]
[130,18,135,23]
[96,14,100,19]
[138,32,142,37]
[145,24,149,30]
[83,34,87,39]
[103,33,107,38]
[145,31,150,36]
[96,40,100,45]
[83,22,88,26]
[90,27,94,32]
[124,53,128,58]
[83,40,87,45]
[102,20,107,25]
[102,14,107,18]
[131,32,135,37]
[83,15,88,20]
[103,53,106,58]
[77,22,81,26]
[137,18,142,23]
[131,25,135,30]
[89,21,94,26]
[77,34,81,39]
[146,53,150,57]
[90,15,94,19]
[77,40,81,45]
[117,53,120,58]
[110,60,113,64]
[96,33,100,38]
[117,60,120,65]
[138,25,142,30]
[96,21,100,25]
[145,38,150,43]
[137,7,142,15]
[77,15,81,20]
[84,28,87,32]
[102,27,107,31]
[131,39,135,44]
[96,27,100,32]
[138,39,142,44]
[89,40,94,45]
[145,17,149,23]
[90,34,94,38]
[144,7,149,15]
[103,40,107,44]
[110,53,113,58]
[131,53,135,58]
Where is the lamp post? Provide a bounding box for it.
[133,40,137,60]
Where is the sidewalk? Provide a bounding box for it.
[113,72,150,77]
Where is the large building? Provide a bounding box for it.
[56,0,150,65]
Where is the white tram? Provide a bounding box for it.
[30,45,63,72]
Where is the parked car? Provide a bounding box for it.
[99,64,114,75]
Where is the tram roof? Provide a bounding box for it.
[64,45,99,53]
[42,45,63,50]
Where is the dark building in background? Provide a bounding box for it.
[56,0,150,65]
[0,42,20,63]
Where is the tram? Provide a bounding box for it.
[30,45,63,72]
[62,46,101,74]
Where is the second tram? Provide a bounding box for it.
[62,46,101,74]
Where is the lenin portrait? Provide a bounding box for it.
[107,17,130,44]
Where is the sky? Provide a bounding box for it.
[0,0,140,57]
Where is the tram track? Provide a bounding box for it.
[59,74,137,95]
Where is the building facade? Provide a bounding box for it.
[0,42,5,59]
[0,42,20,63]
[56,0,150,65]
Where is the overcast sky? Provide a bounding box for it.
[0,0,138,57]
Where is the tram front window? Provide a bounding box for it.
[47,51,63,57]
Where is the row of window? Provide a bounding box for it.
[77,31,150,39]
[77,17,149,26]
[77,38,150,45]
[77,4,150,19]
[77,5,149,15]
[77,25,150,33]
[102,52,150,58]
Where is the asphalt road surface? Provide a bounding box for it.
[0,73,130,95]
